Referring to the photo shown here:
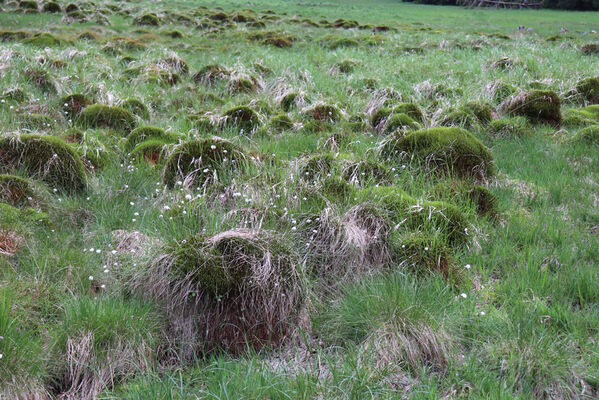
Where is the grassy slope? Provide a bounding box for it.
[0,0,598,399]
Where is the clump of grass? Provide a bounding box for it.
[61,93,92,118]
[486,80,519,104]
[121,98,150,120]
[127,229,306,356]
[22,32,61,47]
[431,179,498,217]
[0,174,42,207]
[1,88,28,103]
[501,90,562,127]
[0,134,86,192]
[488,116,534,137]
[319,34,360,50]
[162,137,246,188]
[569,124,599,145]
[379,127,494,180]
[53,297,163,400]
[134,12,160,26]
[223,105,261,132]
[23,67,56,93]
[192,64,230,86]
[342,159,391,185]
[580,43,599,55]
[304,104,342,123]
[79,104,137,134]
[575,76,599,104]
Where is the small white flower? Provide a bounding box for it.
[134,212,139,216]
[111,250,117,255]
[95,249,101,254]
[132,218,136,222]
[104,268,109,273]
[88,275,94,281]
[185,194,192,200]
[210,145,217,150]
[129,202,135,206]
[100,284,106,289]
[464,264,471,269]
[480,311,485,316]
[460,293,467,299]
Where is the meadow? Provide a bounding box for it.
[0,0,598,398]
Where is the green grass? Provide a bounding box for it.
[0,0,598,398]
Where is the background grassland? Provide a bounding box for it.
[0,0,598,398]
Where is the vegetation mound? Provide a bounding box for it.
[501,90,562,127]
[79,105,137,134]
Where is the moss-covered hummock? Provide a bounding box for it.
[0,174,39,207]
[342,160,391,185]
[431,179,498,217]
[121,98,150,120]
[223,106,261,132]
[0,134,86,192]
[575,76,599,104]
[130,139,173,164]
[125,126,178,151]
[383,113,419,133]
[379,127,494,180]
[358,186,471,248]
[304,104,342,123]
[79,104,137,134]
[22,32,61,47]
[192,64,230,85]
[300,153,335,178]
[61,93,92,118]
[162,137,246,188]
[581,43,599,55]
[134,13,160,26]
[501,90,561,127]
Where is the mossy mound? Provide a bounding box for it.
[342,160,391,185]
[223,106,261,132]
[394,103,425,123]
[19,0,38,10]
[0,203,49,231]
[431,179,498,217]
[462,102,494,124]
[488,116,534,137]
[42,1,60,12]
[0,174,40,207]
[391,231,459,280]
[359,186,470,248]
[334,59,359,74]
[279,92,308,112]
[379,127,494,180]
[501,90,561,127]
[486,56,516,70]
[121,98,150,120]
[561,109,597,128]
[581,43,599,55]
[384,113,419,133]
[1,88,28,104]
[192,64,230,86]
[61,93,92,118]
[125,126,178,151]
[575,76,599,104]
[0,134,86,192]
[570,125,599,145]
[267,113,294,132]
[319,34,360,50]
[300,153,335,179]
[247,30,296,48]
[441,102,493,129]
[134,13,160,26]
[486,80,518,104]
[130,139,173,164]
[22,32,61,47]
[304,104,342,123]
[79,104,137,134]
[157,55,189,74]
[226,75,260,94]
[161,229,304,353]
[162,137,246,188]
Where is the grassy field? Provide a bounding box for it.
[0,0,598,398]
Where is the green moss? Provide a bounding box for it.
[19,0,38,10]
[223,106,261,132]
[462,101,494,124]
[157,55,189,74]
[300,153,335,179]
[371,107,392,128]
[570,125,599,145]
[380,127,494,179]
[23,68,55,93]
[280,92,307,111]
[130,139,172,164]
[162,137,246,188]
[0,134,86,192]
[502,90,561,127]
[125,126,178,151]
[22,32,61,47]
[134,13,160,26]
[332,18,359,29]
[0,203,49,230]
[42,1,60,12]
[335,59,359,74]
[358,186,470,248]
[247,30,296,48]
[575,76,599,104]
[393,103,424,123]
[227,76,259,93]
[79,104,137,134]
[441,108,478,129]
[319,34,360,50]
[305,104,341,123]
[60,93,92,118]
[0,174,38,207]
[121,98,150,120]
[384,113,419,133]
